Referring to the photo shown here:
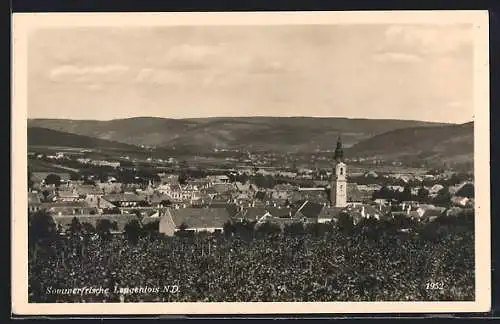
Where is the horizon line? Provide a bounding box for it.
[27,115,472,125]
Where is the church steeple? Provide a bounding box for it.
[334,135,344,162]
[331,134,347,208]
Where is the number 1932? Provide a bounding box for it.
[425,282,444,290]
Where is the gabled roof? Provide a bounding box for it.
[346,183,370,202]
[294,201,324,219]
[147,192,171,204]
[169,208,232,229]
[102,193,146,202]
[454,183,474,198]
[75,185,104,196]
[212,183,235,193]
[57,190,79,198]
[241,207,268,221]
[265,207,292,218]
[422,207,446,218]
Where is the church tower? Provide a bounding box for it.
[331,136,347,208]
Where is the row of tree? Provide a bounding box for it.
[372,185,453,207]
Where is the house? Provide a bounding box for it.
[234,182,257,194]
[28,192,42,213]
[451,196,470,207]
[75,185,105,206]
[56,189,80,202]
[420,207,446,221]
[236,206,292,222]
[415,204,444,218]
[292,200,325,223]
[207,175,230,184]
[454,182,474,199]
[147,192,172,208]
[429,184,445,195]
[212,183,235,194]
[159,207,232,236]
[344,204,384,222]
[316,206,343,223]
[40,201,98,216]
[97,182,123,194]
[186,179,211,190]
[236,207,268,222]
[102,193,148,208]
[346,183,371,203]
[292,189,329,205]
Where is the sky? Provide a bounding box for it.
[27,24,474,123]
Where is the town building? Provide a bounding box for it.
[330,136,347,208]
[159,207,232,236]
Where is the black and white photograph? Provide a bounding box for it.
[12,11,490,315]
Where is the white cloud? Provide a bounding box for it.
[162,44,223,70]
[372,52,422,63]
[49,64,130,83]
[135,68,187,85]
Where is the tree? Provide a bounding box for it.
[175,222,190,238]
[69,217,82,236]
[337,211,354,234]
[142,220,160,238]
[284,222,305,236]
[417,187,430,203]
[398,184,412,202]
[96,219,113,240]
[45,174,61,187]
[433,188,452,208]
[223,220,235,239]
[373,186,395,200]
[233,220,256,241]
[306,222,333,237]
[124,219,143,245]
[178,172,188,185]
[255,221,281,238]
[81,222,96,235]
[28,210,57,248]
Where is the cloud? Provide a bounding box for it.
[371,52,423,63]
[49,64,130,83]
[162,44,223,70]
[135,68,188,85]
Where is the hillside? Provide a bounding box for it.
[28,117,447,153]
[27,127,141,151]
[346,122,473,167]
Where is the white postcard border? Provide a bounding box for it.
[11,10,491,315]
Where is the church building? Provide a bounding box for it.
[330,136,348,208]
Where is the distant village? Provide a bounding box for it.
[28,137,474,237]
